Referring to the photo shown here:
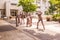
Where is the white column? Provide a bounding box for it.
[45,0,49,10]
[40,0,45,15]
[0,11,1,18]
[5,1,11,17]
[40,0,43,14]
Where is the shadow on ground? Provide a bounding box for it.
[5,20,16,24]
[0,25,17,32]
[23,29,60,40]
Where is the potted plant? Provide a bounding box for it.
[46,17,50,21]
[46,15,52,21]
[57,17,60,23]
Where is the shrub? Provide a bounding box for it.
[46,15,52,21]
[52,14,60,21]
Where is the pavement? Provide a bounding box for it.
[16,18,60,40]
[0,18,60,40]
[0,19,39,40]
[9,18,60,33]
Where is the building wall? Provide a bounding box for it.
[10,0,18,10]
[10,5,18,10]
[0,0,50,18]
[0,0,18,9]
[0,0,9,9]
[0,0,18,18]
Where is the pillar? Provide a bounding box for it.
[0,11,1,18]
[5,1,11,18]
[40,0,45,15]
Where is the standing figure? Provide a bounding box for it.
[21,12,25,24]
[16,10,20,27]
[37,11,45,30]
[19,13,22,25]
[26,14,32,27]
[16,11,22,26]
[17,11,22,25]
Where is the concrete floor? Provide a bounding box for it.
[0,20,37,40]
[0,19,60,40]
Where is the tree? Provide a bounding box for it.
[48,0,60,22]
[16,0,37,27]
[49,0,60,14]
[18,0,37,13]
[48,1,57,14]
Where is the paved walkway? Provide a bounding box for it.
[0,20,38,40]
[1,18,60,40]
[17,18,60,40]
[8,18,60,40]
[9,18,60,33]
[0,20,10,25]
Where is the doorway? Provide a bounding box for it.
[10,10,17,16]
[0,10,6,18]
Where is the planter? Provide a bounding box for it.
[46,15,52,21]
[58,19,60,23]
[46,17,50,21]
[58,20,60,23]
[56,17,60,23]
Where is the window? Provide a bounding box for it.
[11,3,17,5]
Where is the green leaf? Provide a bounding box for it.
[18,0,37,13]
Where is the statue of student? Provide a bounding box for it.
[36,11,45,30]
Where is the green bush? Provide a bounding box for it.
[18,0,37,13]
[45,11,53,15]
[52,14,60,21]
[45,11,49,15]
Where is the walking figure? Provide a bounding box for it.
[16,11,21,26]
[16,11,23,26]
[21,12,25,24]
[26,14,32,27]
[37,11,45,30]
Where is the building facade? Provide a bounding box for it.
[0,0,50,18]
[0,0,18,18]
[36,0,50,14]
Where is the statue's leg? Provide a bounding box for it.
[18,16,20,23]
[16,16,18,27]
[41,19,45,30]
[26,19,29,27]
[37,20,40,29]
[29,18,32,27]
